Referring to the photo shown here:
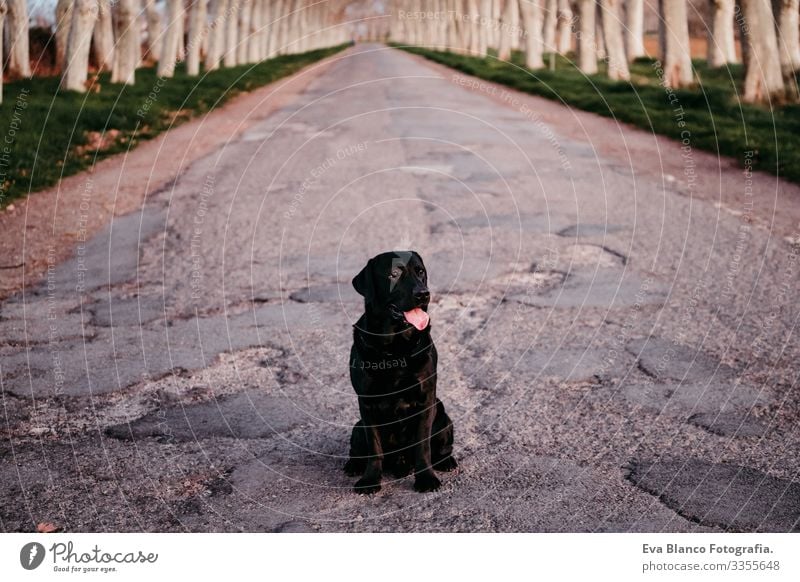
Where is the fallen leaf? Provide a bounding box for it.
[36,522,59,533]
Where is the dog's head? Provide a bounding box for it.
[352,251,430,331]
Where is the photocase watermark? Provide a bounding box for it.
[397,9,526,38]
[190,172,216,303]
[651,59,697,196]
[452,73,572,172]
[0,88,30,204]
[284,141,369,220]
[46,246,66,397]
[351,356,407,370]
[74,177,95,296]
[19,540,158,574]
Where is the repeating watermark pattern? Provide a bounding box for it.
[0,88,29,204]
[284,141,369,221]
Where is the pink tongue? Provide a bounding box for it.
[403,308,430,331]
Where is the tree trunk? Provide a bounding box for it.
[61,0,98,92]
[498,0,519,60]
[659,0,693,87]
[159,0,186,78]
[0,0,6,103]
[187,0,208,75]
[55,0,74,72]
[625,0,645,60]
[111,0,138,84]
[595,3,606,59]
[206,0,228,70]
[519,0,545,68]
[740,0,785,102]
[777,0,800,74]
[556,0,572,53]
[92,0,115,72]
[479,0,491,55]
[248,0,262,62]
[269,0,284,57]
[225,0,241,65]
[543,0,557,52]
[707,0,737,66]
[600,0,630,79]
[577,0,598,74]
[143,0,163,63]
[238,0,253,62]
[259,0,271,59]
[6,0,31,78]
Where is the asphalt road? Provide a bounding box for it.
[2,44,799,532]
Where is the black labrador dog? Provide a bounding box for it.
[344,250,456,494]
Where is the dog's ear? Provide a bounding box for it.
[352,258,375,302]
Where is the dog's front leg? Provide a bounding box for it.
[413,398,442,492]
[354,410,383,494]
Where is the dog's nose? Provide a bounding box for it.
[414,290,430,303]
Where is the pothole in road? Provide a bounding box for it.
[560,243,626,268]
[625,458,800,532]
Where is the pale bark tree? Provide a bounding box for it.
[61,0,98,91]
[55,0,74,72]
[238,0,253,62]
[225,0,241,65]
[159,0,186,77]
[776,0,800,76]
[467,0,481,54]
[0,0,6,103]
[659,0,693,87]
[625,0,645,60]
[269,0,284,57]
[6,0,31,78]
[543,0,557,51]
[143,0,163,62]
[249,0,262,62]
[92,0,114,72]
[497,0,519,60]
[519,0,545,68]
[111,0,138,84]
[707,0,737,66]
[556,0,572,53]
[187,0,209,75]
[577,0,598,74]
[595,3,606,59]
[491,0,502,48]
[600,0,629,79]
[287,0,303,53]
[205,0,229,70]
[479,0,491,55]
[258,0,271,59]
[739,0,785,102]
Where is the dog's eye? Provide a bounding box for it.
[389,268,401,279]
[417,268,425,276]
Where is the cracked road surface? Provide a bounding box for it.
[2,45,799,532]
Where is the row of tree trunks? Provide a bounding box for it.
[51,0,350,93]
[389,0,799,102]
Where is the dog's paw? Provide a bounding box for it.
[413,472,441,493]
[343,458,365,476]
[433,456,458,472]
[354,477,382,495]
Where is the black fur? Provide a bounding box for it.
[344,251,456,494]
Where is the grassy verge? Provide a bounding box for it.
[0,44,349,205]
[397,45,800,185]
